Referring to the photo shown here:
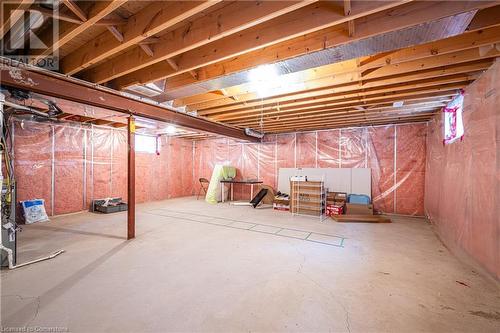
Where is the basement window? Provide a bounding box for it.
[443,92,464,144]
[135,135,159,154]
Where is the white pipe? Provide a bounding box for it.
[0,245,64,269]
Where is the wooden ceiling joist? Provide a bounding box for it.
[0,0,35,38]
[62,0,88,22]
[32,1,127,60]
[219,92,458,125]
[228,101,450,127]
[148,0,499,95]
[211,85,465,122]
[258,112,436,131]
[111,0,411,89]
[83,0,317,84]
[3,1,499,135]
[61,0,221,75]
[189,55,493,115]
[198,57,492,118]
[262,114,434,133]
[34,5,83,24]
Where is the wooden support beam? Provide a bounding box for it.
[62,0,87,22]
[212,84,465,122]
[107,26,124,42]
[220,92,457,125]
[127,116,135,240]
[33,5,83,24]
[262,113,435,132]
[166,58,179,71]
[0,0,34,38]
[139,44,154,57]
[344,0,355,37]
[190,58,491,114]
[96,17,127,26]
[112,0,409,88]
[358,24,500,69]
[61,1,221,75]
[142,0,499,96]
[32,1,126,59]
[199,58,490,118]
[230,102,448,127]
[0,64,258,142]
[259,112,437,131]
[83,0,318,84]
[467,5,500,30]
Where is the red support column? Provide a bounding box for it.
[127,116,136,240]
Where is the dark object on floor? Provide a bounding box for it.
[197,177,210,200]
[455,280,470,287]
[250,189,268,208]
[331,214,391,223]
[93,198,128,214]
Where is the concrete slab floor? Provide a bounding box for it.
[1,197,499,332]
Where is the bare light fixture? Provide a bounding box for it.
[248,64,304,98]
[165,125,177,135]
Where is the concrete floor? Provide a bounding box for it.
[1,197,499,332]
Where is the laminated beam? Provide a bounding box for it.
[0,65,258,142]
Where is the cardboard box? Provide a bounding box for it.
[326,203,344,216]
[327,192,347,202]
[273,203,290,211]
[273,197,290,211]
[345,203,373,215]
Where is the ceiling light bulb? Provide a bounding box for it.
[165,125,176,134]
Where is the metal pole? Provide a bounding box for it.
[127,116,136,240]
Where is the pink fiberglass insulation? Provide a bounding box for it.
[240,143,259,199]
[195,123,427,216]
[13,120,53,216]
[396,124,426,215]
[425,61,499,280]
[367,126,395,214]
[111,130,128,202]
[53,125,84,215]
[317,129,341,168]
[13,118,195,217]
[228,140,244,199]
[276,133,296,169]
[91,127,113,201]
[340,128,367,168]
[296,132,316,168]
[259,141,277,190]
[167,137,193,198]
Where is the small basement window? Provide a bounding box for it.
[135,134,159,154]
[443,92,464,144]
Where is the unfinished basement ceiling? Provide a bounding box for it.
[150,11,476,100]
[1,1,499,135]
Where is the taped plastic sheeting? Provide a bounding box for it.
[425,60,499,280]
[194,123,427,215]
[12,118,194,217]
